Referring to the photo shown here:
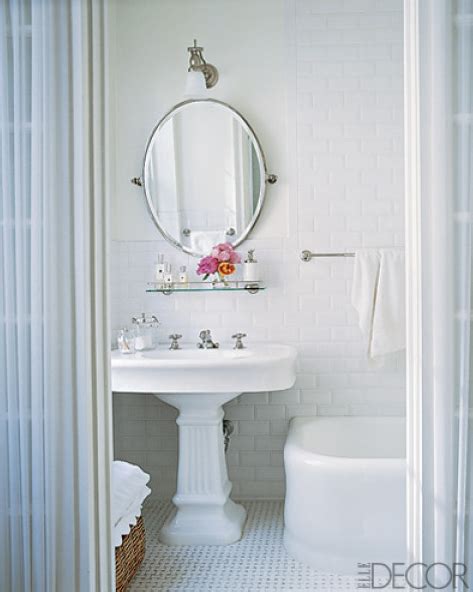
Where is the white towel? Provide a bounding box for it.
[113,484,151,547]
[189,230,225,254]
[351,248,405,358]
[112,460,151,547]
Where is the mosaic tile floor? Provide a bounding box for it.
[128,500,377,592]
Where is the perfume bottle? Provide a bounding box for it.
[179,265,189,288]
[155,254,165,287]
[164,263,173,287]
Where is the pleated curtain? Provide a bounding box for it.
[0,0,113,590]
[405,0,473,586]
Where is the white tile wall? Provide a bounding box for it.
[112,0,405,500]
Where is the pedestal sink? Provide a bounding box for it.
[111,344,297,545]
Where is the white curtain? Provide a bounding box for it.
[453,0,473,571]
[0,1,113,590]
[405,0,473,586]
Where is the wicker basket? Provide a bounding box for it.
[115,516,146,592]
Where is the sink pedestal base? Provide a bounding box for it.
[156,392,247,545]
[159,498,246,546]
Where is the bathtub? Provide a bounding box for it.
[283,416,406,574]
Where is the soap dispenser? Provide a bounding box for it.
[243,249,259,282]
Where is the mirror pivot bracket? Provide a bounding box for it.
[266,174,278,184]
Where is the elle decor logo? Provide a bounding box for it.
[356,562,469,590]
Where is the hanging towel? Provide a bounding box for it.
[351,248,405,358]
[351,250,380,345]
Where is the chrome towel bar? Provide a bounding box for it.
[300,250,355,262]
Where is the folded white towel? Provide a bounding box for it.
[112,461,151,547]
[189,230,225,254]
[351,248,405,358]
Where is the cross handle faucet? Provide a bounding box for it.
[197,329,219,349]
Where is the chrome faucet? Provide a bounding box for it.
[169,334,182,350]
[197,329,219,349]
[132,313,159,325]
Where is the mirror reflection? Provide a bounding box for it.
[143,100,266,256]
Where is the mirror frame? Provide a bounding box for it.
[141,99,271,257]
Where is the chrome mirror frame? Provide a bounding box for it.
[139,98,277,257]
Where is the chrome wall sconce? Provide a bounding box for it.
[187,39,219,89]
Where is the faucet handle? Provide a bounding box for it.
[169,334,182,350]
[231,333,247,349]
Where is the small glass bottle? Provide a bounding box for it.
[155,254,165,287]
[164,263,173,287]
[179,265,189,288]
[117,328,135,354]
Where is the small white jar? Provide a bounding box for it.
[243,249,259,282]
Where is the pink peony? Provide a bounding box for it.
[196,255,218,276]
[196,243,241,278]
[217,250,231,262]
[216,242,232,252]
[213,242,241,263]
[229,250,241,264]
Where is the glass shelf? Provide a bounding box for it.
[146,280,265,295]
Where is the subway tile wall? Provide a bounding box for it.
[112,0,405,500]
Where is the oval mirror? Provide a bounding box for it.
[142,99,274,256]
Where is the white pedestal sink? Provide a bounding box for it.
[111,344,297,545]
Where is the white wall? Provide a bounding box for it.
[110,0,405,500]
[110,0,289,242]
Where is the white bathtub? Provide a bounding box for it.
[283,416,406,574]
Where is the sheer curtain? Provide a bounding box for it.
[453,0,473,572]
[0,1,113,590]
[405,0,473,586]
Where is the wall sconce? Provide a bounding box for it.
[186,39,219,90]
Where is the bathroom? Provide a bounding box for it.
[2,1,472,591]
[111,0,404,586]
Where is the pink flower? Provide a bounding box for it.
[197,243,241,278]
[196,255,218,276]
[229,250,241,264]
[218,250,231,262]
[216,242,232,252]
[213,242,241,263]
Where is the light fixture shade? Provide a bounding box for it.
[184,70,207,98]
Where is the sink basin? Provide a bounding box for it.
[111,342,297,546]
[111,344,297,393]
